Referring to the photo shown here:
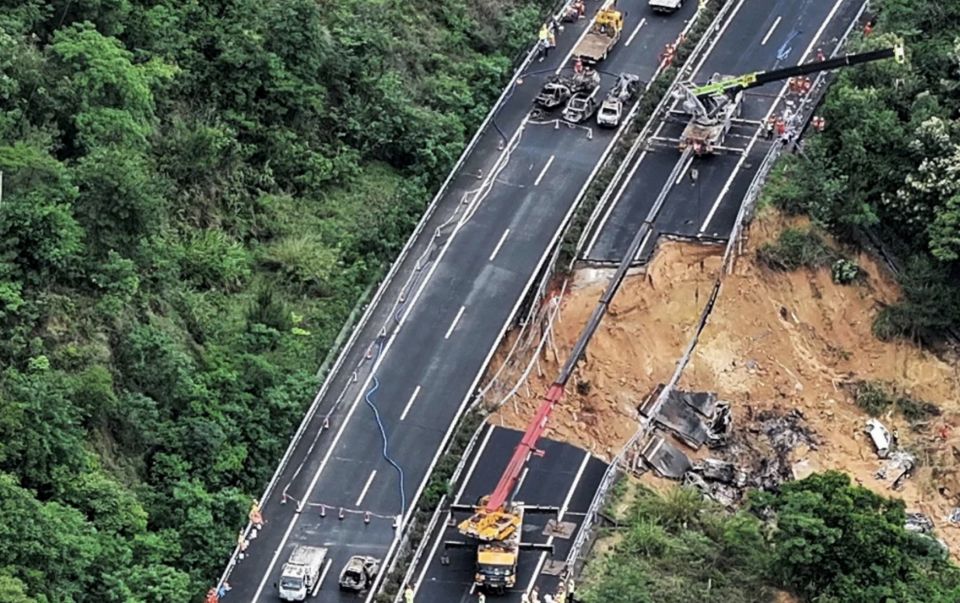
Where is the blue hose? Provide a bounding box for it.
[363,339,407,516]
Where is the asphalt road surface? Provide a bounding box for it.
[412,426,607,603]
[404,2,871,601]
[583,0,866,264]
[223,2,695,600]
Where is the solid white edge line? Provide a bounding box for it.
[524,452,592,594]
[515,467,531,493]
[456,426,495,500]
[489,228,511,262]
[554,9,604,76]
[633,229,654,263]
[675,153,694,185]
[698,0,847,234]
[399,385,422,422]
[584,0,748,259]
[311,558,333,597]
[371,16,658,596]
[625,17,647,47]
[355,470,378,507]
[251,119,528,602]
[690,0,749,76]
[247,3,626,600]
[413,426,495,595]
[534,155,556,187]
[761,15,782,46]
[444,306,466,340]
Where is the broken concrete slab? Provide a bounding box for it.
[654,393,711,448]
[637,384,666,418]
[640,435,692,479]
[677,391,720,418]
[543,519,576,539]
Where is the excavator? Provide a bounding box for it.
[672,43,905,154]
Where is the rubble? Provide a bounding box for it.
[638,434,691,479]
[905,512,934,534]
[489,210,960,554]
[641,404,818,507]
[642,389,732,450]
[875,451,915,491]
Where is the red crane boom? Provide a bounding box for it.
[484,384,565,511]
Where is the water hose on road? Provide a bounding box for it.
[363,339,408,516]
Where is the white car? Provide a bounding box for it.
[649,0,682,13]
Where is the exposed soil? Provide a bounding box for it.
[487,240,722,459]
[680,209,960,552]
[486,207,960,554]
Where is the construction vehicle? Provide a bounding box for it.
[574,5,623,63]
[673,45,904,155]
[444,497,556,594]
[277,545,328,601]
[534,70,601,111]
[338,555,380,592]
[597,73,642,127]
[649,0,683,13]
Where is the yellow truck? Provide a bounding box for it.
[443,500,556,594]
[574,7,623,63]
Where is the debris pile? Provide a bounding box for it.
[638,399,821,508]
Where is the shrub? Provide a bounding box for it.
[831,258,861,284]
[854,381,894,416]
[757,228,837,271]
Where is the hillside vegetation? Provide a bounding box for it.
[582,474,960,603]
[765,0,960,340]
[0,0,544,599]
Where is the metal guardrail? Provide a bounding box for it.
[381,5,735,599]
[214,0,574,591]
[575,0,736,256]
[562,0,872,583]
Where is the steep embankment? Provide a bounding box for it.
[488,208,960,552]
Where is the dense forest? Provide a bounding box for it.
[582,473,960,603]
[0,0,544,599]
[767,0,960,341]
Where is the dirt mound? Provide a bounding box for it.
[680,209,960,553]
[487,240,722,458]
[486,207,960,553]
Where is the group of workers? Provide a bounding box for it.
[538,22,558,61]
[205,499,266,602]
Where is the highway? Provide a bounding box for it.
[403,1,871,602]
[411,426,606,603]
[222,1,696,600]
[583,0,865,264]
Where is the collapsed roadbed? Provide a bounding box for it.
[490,211,960,557]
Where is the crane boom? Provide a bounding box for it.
[483,172,653,513]
[692,46,901,99]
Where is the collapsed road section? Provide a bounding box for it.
[215,1,698,601]
[395,3,905,602]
